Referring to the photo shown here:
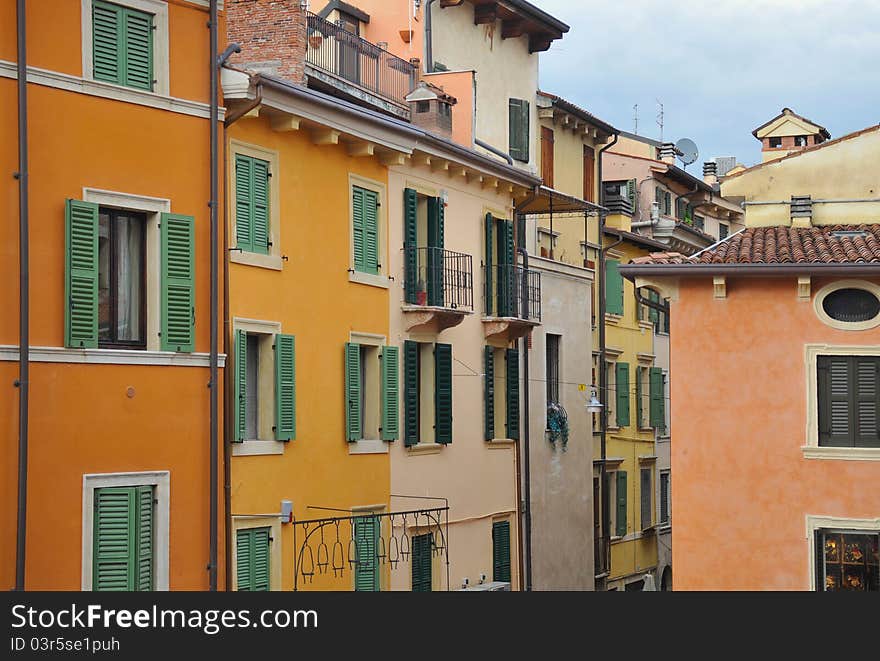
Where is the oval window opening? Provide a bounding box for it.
[822,288,880,323]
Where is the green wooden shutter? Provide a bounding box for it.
[381,345,399,441]
[160,213,195,352]
[616,471,628,537]
[236,527,270,591]
[484,213,494,316]
[411,533,432,591]
[135,485,154,591]
[93,487,134,591]
[427,196,445,306]
[234,330,247,442]
[363,188,379,275]
[854,357,879,448]
[434,343,453,444]
[605,259,623,316]
[484,346,495,441]
[234,155,253,252]
[93,2,154,91]
[122,5,153,91]
[354,516,380,591]
[506,348,520,441]
[492,520,511,583]
[352,186,365,272]
[616,362,630,427]
[635,366,643,428]
[403,188,419,303]
[497,220,514,317]
[251,158,270,255]
[65,199,99,348]
[345,342,361,442]
[252,528,270,591]
[626,178,637,211]
[235,528,252,590]
[508,98,529,162]
[274,334,296,441]
[649,367,664,429]
[403,340,419,446]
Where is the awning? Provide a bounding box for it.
[516,185,607,215]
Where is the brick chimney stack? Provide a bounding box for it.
[227,0,307,84]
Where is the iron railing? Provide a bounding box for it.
[404,247,474,311]
[306,12,418,108]
[483,264,541,321]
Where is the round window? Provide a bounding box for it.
[821,288,880,323]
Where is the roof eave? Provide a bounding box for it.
[619,262,880,278]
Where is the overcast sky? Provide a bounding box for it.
[536,0,880,169]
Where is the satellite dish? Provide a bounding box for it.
[675,138,699,166]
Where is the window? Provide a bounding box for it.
[817,355,880,448]
[236,527,271,591]
[98,208,146,348]
[484,214,516,316]
[693,215,705,231]
[546,334,560,406]
[615,362,630,428]
[352,185,380,275]
[650,368,667,433]
[233,328,296,443]
[822,288,880,323]
[92,0,154,91]
[235,154,271,255]
[675,197,687,221]
[640,468,653,530]
[411,533,433,591]
[659,471,670,525]
[345,342,398,442]
[354,515,381,591]
[718,223,729,239]
[769,136,783,148]
[605,259,624,316]
[583,146,596,203]
[92,485,154,591]
[508,98,530,162]
[655,186,671,215]
[612,470,627,537]
[403,188,445,305]
[541,126,554,188]
[815,530,879,591]
[416,100,430,113]
[484,346,519,441]
[794,135,809,147]
[492,520,512,583]
[404,341,452,446]
[640,288,669,334]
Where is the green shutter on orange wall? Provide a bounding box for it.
[65,199,99,349]
[381,346,399,441]
[274,334,296,441]
[93,0,154,92]
[236,527,270,591]
[616,362,630,428]
[160,213,195,352]
[345,342,361,442]
[234,330,247,442]
[434,343,453,444]
[352,186,379,275]
[93,486,153,591]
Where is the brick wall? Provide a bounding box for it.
[227,0,307,83]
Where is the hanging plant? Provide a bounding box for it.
[546,402,569,450]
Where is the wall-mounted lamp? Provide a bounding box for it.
[586,390,604,414]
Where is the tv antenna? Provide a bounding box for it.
[656,99,664,143]
[633,104,639,135]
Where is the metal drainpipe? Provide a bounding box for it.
[516,241,532,592]
[14,0,29,592]
[424,0,437,73]
[595,131,618,584]
[208,0,220,592]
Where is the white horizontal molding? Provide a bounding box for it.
[801,446,880,462]
[0,346,225,367]
[0,60,224,121]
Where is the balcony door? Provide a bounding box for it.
[337,12,360,85]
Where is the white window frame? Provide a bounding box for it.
[82,470,170,591]
[349,174,389,289]
[229,140,283,270]
[806,515,880,591]
[231,516,282,591]
[81,0,170,97]
[348,332,390,455]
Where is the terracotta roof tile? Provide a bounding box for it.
[632,225,880,266]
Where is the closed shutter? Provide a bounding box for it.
[354,516,380,591]
[492,520,511,583]
[235,527,251,590]
[640,468,652,530]
[855,358,879,447]
[649,367,665,429]
[434,343,453,444]
[274,334,296,441]
[233,330,247,442]
[498,220,515,317]
[251,158,270,255]
[403,340,419,446]
[93,1,154,91]
[122,6,153,91]
[411,533,433,591]
[659,473,669,525]
[363,188,379,275]
[92,1,121,85]
[615,471,627,537]
[160,213,195,352]
[541,126,554,188]
[93,486,153,591]
[508,98,530,162]
[403,188,419,303]
[484,346,495,441]
[345,342,361,442]
[583,145,595,202]
[818,356,880,447]
[506,348,520,440]
[134,485,154,591]
[65,199,99,348]
[427,196,445,306]
[234,155,253,252]
[381,346,399,441]
[616,362,630,427]
[352,186,365,272]
[605,259,624,316]
[484,214,494,316]
[236,527,271,591]
[626,178,636,211]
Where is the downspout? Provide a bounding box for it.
[475,138,514,166]
[424,0,437,73]
[14,0,29,592]
[209,0,220,592]
[595,131,618,585]
[516,241,532,591]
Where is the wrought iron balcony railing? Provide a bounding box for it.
[306,12,418,109]
[483,264,542,322]
[404,247,474,312]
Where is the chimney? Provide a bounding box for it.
[702,161,718,186]
[658,142,677,164]
[227,0,307,83]
[790,195,812,228]
[406,80,456,139]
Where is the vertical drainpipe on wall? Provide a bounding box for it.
[596,131,619,587]
[209,0,220,592]
[14,0,30,592]
[517,239,532,592]
[424,0,437,73]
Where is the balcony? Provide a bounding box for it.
[402,247,474,333]
[306,12,418,120]
[482,264,541,342]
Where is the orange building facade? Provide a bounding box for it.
[2,0,224,590]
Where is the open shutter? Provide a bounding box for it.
[626,178,637,211]
[506,348,520,441]
[403,188,418,304]
[605,259,623,316]
[635,367,643,428]
[855,357,879,448]
[427,197,445,306]
[508,98,529,162]
[234,155,253,252]
[434,343,453,444]
[93,1,122,84]
[345,343,361,442]
[233,330,247,442]
[403,340,419,446]
[381,345,399,441]
[160,213,195,352]
[484,346,495,441]
[616,362,630,427]
[649,367,664,429]
[251,158,270,255]
[122,6,153,91]
[484,214,494,316]
[497,220,514,317]
[135,485,154,591]
[274,334,296,441]
[65,199,99,348]
[94,487,135,591]
[615,471,627,537]
[492,521,511,583]
[363,188,379,275]
[354,516,380,591]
